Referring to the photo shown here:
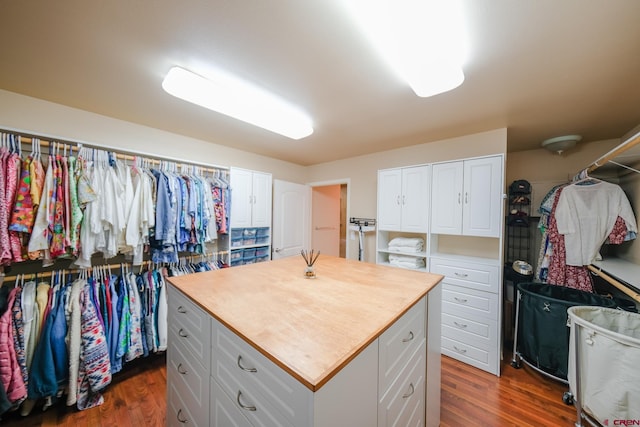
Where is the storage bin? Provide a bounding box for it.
[256,227,269,238]
[230,250,243,260]
[243,228,257,237]
[256,255,269,263]
[231,237,243,248]
[231,258,244,267]
[231,229,244,239]
[255,246,269,257]
[243,248,257,259]
[243,237,256,246]
[243,256,256,264]
[256,236,269,245]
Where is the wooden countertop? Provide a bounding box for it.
[166,255,443,391]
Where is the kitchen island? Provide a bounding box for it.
[166,255,443,427]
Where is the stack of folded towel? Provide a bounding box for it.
[388,237,424,253]
[388,254,426,270]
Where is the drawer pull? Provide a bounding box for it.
[453,345,467,354]
[178,328,189,338]
[237,355,257,373]
[177,363,187,375]
[176,409,188,423]
[453,321,468,329]
[454,272,468,278]
[402,382,415,399]
[454,297,468,303]
[177,305,187,314]
[402,331,414,343]
[236,391,257,411]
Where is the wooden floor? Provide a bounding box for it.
[1,352,578,427]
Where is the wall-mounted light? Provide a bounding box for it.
[339,0,468,97]
[162,66,314,140]
[541,135,582,155]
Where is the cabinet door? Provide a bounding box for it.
[462,157,503,237]
[401,166,430,232]
[430,161,463,235]
[377,168,403,231]
[251,172,272,228]
[230,168,254,228]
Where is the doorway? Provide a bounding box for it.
[310,181,349,258]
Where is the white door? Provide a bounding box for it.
[311,185,341,257]
[377,168,402,230]
[272,179,310,260]
[401,165,430,232]
[229,167,253,228]
[251,171,272,228]
[430,161,464,235]
[462,156,503,237]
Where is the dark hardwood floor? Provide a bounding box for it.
[1,351,577,426]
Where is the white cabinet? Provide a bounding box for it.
[378,165,430,232]
[431,257,501,375]
[376,165,430,271]
[230,167,272,229]
[431,156,502,237]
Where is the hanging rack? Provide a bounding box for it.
[585,125,640,174]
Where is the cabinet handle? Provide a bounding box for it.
[465,192,468,204]
[177,363,187,375]
[237,355,257,373]
[458,192,461,204]
[176,409,189,423]
[454,272,468,278]
[236,391,257,411]
[177,305,187,314]
[396,195,401,205]
[402,382,415,399]
[453,321,468,329]
[178,328,189,338]
[402,331,414,343]
[453,345,467,354]
[454,297,468,303]
[402,195,406,205]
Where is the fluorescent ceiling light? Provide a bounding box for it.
[340,0,467,97]
[162,66,313,140]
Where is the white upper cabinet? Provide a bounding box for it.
[377,165,430,232]
[230,167,272,229]
[431,156,503,237]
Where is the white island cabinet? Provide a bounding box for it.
[166,256,443,427]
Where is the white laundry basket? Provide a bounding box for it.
[568,306,640,427]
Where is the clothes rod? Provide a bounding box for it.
[587,264,640,303]
[587,126,640,174]
[0,126,229,172]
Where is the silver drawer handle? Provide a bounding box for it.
[176,408,188,424]
[453,345,467,354]
[454,297,468,303]
[178,328,189,338]
[454,272,468,278]
[177,305,187,314]
[402,382,415,399]
[236,391,257,411]
[177,363,187,375]
[453,321,467,329]
[402,331,414,343]
[237,355,257,373]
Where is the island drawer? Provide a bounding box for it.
[441,311,498,355]
[378,297,426,394]
[167,376,206,427]
[442,283,499,321]
[167,340,210,427]
[167,285,211,369]
[430,258,499,294]
[211,318,311,427]
[210,378,253,427]
[378,340,426,427]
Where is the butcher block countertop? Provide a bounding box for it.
[166,255,443,391]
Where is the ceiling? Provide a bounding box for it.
[1,1,640,166]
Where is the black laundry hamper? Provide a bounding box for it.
[510,282,621,386]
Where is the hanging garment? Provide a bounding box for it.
[555,180,637,266]
[0,287,27,404]
[65,278,84,407]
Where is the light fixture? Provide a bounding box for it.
[339,0,467,97]
[162,66,314,140]
[541,135,582,155]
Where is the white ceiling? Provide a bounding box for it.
[1,1,639,166]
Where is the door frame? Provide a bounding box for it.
[307,178,351,260]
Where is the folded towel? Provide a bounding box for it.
[388,254,425,269]
[388,237,424,252]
